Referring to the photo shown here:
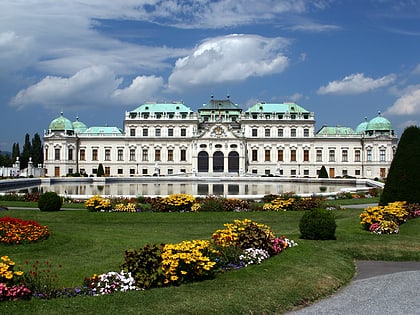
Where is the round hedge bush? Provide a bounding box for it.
[38,191,62,212]
[299,208,336,240]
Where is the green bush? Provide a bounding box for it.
[198,196,225,212]
[318,165,329,178]
[299,208,336,240]
[121,244,166,289]
[38,191,62,212]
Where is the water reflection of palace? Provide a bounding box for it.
[44,96,397,179]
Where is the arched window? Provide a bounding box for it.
[198,151,209,172]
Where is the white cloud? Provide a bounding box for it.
[413,64,420,75]
[317,73,397,95]
[288,23,340,32]
[112,75,164,105]
[168,34,289,91]
[385,85,420,115]
[11,66,166,110]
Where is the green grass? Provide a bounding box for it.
[1,208,419,314]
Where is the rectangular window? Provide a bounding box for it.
[303,169,309,176]
[80,149,86,161]
[265,149,270,161]
[277,149,283,161]
[168,169,173,175]
[142,149,148,161]
[92,149,98,161]
[105,149,111,161]
[143,128,148,136]
[117,149,123,161]
[316,149,322,162]
[142,169,148,175]
[252,149,258,162]
[342,169,348,177]
[117,168,123,175]
[265,129,270,137]
[290,149,296,162]
[130,128,135,136]
[155,128,161,137]
[342,149,348,162]
[278,128,283,137]
[130,169,135,176]
[329,149,335,162]
[105,167,110,176]
[291,169,296,176]
[367,149,372,162]
[304,128,309,137]
[380,149,386,162]
[252,128,258,137]
[181,128,186,136]
[291,128,296,137]
[130,149,136,161]
[168,149,174,161]
[68,148,73,161]
[180,149,186,161]
[55,148,60,160]
[355,150,361,162]
[168,128,174,136]
[155,149,161,161]
[355,170,361,176]
[303,149,309,162]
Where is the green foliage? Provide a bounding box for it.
[238,222,273,251]
[299,208,336,240]
[38,192,62,212]
[121,244,166,289]
[97,163,105,177]
[222,198,250,212]
[318,165,329,178]
[380,126,420,205]
[198,196,225,212]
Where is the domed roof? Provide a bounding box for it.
[49,112,74,131]
[73,116,88,133]
[355,117,369,134]
[366,112,393,131]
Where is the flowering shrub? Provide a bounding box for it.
[262,197,295,211]
[239,248,270,267]
[23,260,62,299]
[190,203,201,212]
[0,256,31,301]
[360,201,409,231]
[161,240,217,285]
[222,198,250,212]
[369,220,399,234]
[114,203,137,212]
[160,194,196,212]
[84,195,112,212]
[0,217,49,244]
[84,271,136,295]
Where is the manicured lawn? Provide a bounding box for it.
[1,207,419,314]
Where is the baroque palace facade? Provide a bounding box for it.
[43,96,398,179]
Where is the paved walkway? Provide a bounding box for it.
[287,261,420,315]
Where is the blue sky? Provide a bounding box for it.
[1,0,419,152]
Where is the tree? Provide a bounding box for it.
[21,133,32,169]
[318,165,329,178]
[97,163,105,177]
[12,143,20,163]
[31,133,43,167]
[380,126,420,205]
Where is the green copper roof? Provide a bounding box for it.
[316,126,356,136]
[199,98,241,112]
[366,113,393,131]
[82,126,123,135]
[131,102,193,113]
[49,112,74,131]
[246,102,310,113]
[355,117,369,134]
[73,117,88,133]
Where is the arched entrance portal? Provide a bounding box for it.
[198,151,209,172]
[228,151,239,172]
[213,151,224,172]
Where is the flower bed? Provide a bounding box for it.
[0,256,31,301]
[0,217,49,244]
[360,201,420,234]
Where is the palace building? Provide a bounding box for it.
[43,96,398,179]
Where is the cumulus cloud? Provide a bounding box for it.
[112,75,165,105]
[168,34,289,91]
[317,73,397,95]
[385,85,420,115]
[11,66,165,110]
